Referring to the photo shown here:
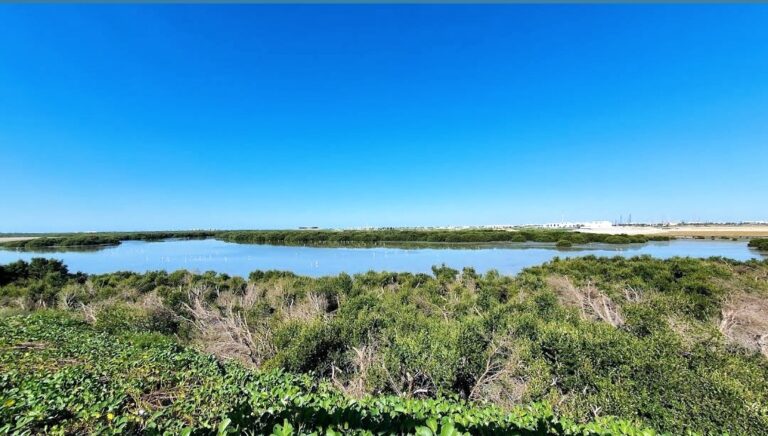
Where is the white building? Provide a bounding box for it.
[581,220,613,229]
[529,220,614,230]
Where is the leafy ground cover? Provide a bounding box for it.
[0,313,647,435]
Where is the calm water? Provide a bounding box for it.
[0,239,764,277]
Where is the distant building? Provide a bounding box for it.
[527,220,614,230]
[540,222,580,229]
[581,220,613,229]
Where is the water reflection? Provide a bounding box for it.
[0,238,764,277]
[1,245,112,254]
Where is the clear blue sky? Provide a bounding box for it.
[1,5,767,232]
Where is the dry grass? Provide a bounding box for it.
[547,276,624,327]
[332,343,381,399]
[469,337,528,408]
[0,237,38,243]
[719,293,768,357]
[181,284,275,366]
[7,341,47,351]
[139,388,180,408]
[666,316,718,349]
[283,292,328,322]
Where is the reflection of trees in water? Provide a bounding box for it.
[0,245,113,254]
[1,239,663,254]
[260,241,658,252]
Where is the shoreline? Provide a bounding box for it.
[0,237,38,243]
[579,225,768,237]
[3,226,768,245]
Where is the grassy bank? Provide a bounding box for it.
[2,256,767,433]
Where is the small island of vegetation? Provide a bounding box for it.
[749,238,768,251]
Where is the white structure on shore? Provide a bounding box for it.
[527,220,614,230]
[582,220,613,229]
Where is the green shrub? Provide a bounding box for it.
[604,235,631,244]
[3,256,768,434]
[93,303,147,334]
[2,313,653,435]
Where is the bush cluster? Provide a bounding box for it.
[0,313,647,434]
[2,256,768,434]
[749,238,768,251]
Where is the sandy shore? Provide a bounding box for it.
[0,237,38,243]
[580,225,768,237]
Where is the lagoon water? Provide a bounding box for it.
[0,238,764,277]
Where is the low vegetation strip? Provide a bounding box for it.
[0,231,216,249]
[2,256,767,434]
[0,313,647,435]
[215,229,671,245]
[0,235,122,249]
[0,229,671,249]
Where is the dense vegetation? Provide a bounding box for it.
[749,238,768,251]
[0,229,671,250]
[2,256,767,434]
[0,231,216,249]
[0,313,648,434]
[216,229,671,246]
[0,235,122,249]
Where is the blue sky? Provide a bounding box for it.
[1,5,767,232]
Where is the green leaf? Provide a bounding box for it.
[217,417,231,435]
[415,426,434,436]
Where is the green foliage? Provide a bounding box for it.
[216,229,671,246]
[749,238,768,251]
[93,303,179,335]
[0,313,648,435]
[0,231,216,249]
[2,256,768,434]
[0,235,121,249]
[0,230,673,253]
[0,259,77,307]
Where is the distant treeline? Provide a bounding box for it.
[0,231,216,249]
[217,229,671,245]
[1,229,671,249]
[749,238,768,251]
[0,235,122,249]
